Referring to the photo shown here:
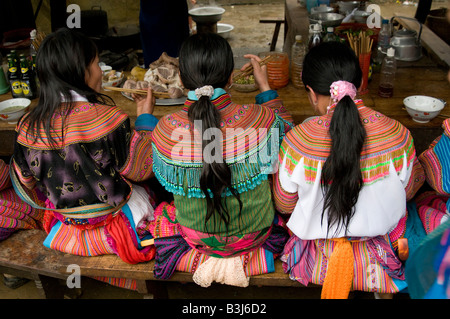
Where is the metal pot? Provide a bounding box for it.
[390,16,422,61]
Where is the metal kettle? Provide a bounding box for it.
[389,16,423,61]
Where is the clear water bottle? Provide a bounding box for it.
[378,47,397,98]
[378,19,391,53]
[323,27,336,42]
[290,35,306,88]
[308,23,322,50]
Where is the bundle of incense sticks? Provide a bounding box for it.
[232,54,275,82]
[104,86,171,99]
[347,30,373,57]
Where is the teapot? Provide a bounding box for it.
[389,16,422,61]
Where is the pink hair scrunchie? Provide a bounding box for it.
[330,80,357,103]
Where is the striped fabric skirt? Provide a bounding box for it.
[150,201,289,281]
[42,185,156,264]
[282,203,428,295]
[415,191,449,234]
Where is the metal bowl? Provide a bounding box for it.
[337,1,361,14]
[311,5,334,15]
[217,23,234,39]
[354,10,370,24]
[309,13,345,28]
[188,6,225,24]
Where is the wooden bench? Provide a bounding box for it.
[0,229,68,298]
[0,229,311,299]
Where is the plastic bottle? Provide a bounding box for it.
[323,27,336,42]
[378,47,396,98]
[377,19,391,58]
[29,29,37,56]
[308,23,322,50]
[290,35,306,88]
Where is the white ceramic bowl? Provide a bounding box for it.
[0,98,31,124]
[102,71,124,90]
[403,95,446,123]
[217,23,234,39]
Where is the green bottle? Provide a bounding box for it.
[7,58,23,98]
[20,57,37,99]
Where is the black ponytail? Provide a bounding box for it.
[179,33,242,235]
[302,42,365,236]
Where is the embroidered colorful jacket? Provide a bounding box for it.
[273,100,425,240]
[0,159,44,241]
[12,101,155,225]
[151,91,293,254]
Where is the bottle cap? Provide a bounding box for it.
[387,47,395,57]
[382,19,389,24]
[313,23,322,31]
[295,35,302,41]
[327,27,333,32]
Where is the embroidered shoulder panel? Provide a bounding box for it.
[152,101,285,198]
[16,103,128,150]
[280,102,416,184]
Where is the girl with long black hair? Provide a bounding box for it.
[273,41,425,298]
[12,28,159,265]
[150,32,293,286]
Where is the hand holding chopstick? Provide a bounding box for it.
[235,54,273,92]
[233,54,274,82]
[132,85,155,116]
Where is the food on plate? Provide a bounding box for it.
[102,70,122,83]
[123,52,186,99]
[130,66,147,81]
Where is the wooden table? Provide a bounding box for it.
[0,55,449,157]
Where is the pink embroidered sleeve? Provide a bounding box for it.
[272,167,298,214]
[120,130,154,182]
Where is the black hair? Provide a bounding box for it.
[19,27,114,147]
[301,41,365,237]
[178,32,242,235]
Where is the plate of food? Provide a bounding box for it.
[120,52,187,106]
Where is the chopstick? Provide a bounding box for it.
[103,86,171,99]
[347,30,373,57]
[233,55,275,82]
